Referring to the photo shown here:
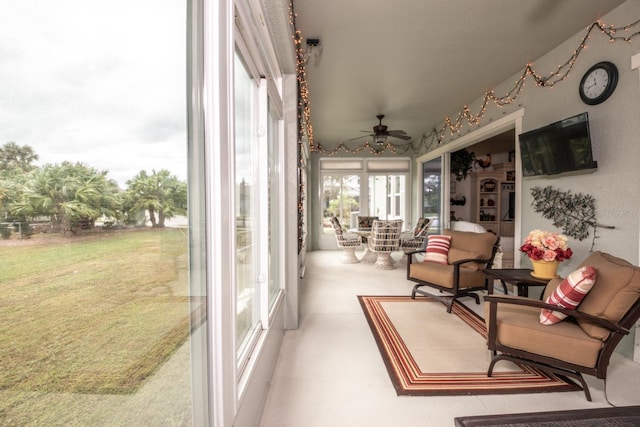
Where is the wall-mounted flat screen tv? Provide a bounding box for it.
[519,112,597,177]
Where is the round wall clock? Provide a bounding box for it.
[579,61,618,105]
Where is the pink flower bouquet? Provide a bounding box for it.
[520,229,573,262]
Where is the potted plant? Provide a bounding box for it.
[520,229,573,279]
[451,149,475,182]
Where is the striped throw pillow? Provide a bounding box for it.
[423,235,452,265]
[540,266,597,325]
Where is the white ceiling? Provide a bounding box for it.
[283,0,626,150]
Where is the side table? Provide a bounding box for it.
[483,268,551,298]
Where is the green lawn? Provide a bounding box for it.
[0,228,192,395]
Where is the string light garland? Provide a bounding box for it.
[290,2,310,253]
[289,6,640,156]
[290,3,314,151]
[438,18,640,143]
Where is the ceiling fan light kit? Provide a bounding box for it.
[374,135,388,146]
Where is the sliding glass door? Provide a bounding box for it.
[422,157,443,234]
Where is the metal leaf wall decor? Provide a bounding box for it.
[530,186,596,242]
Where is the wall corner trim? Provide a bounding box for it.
[632,52,640,70]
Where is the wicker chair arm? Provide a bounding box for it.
[484,295,629,335]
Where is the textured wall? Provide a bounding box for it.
[454,0,640,358]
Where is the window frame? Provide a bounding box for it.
[198,0,291,423]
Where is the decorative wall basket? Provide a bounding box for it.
[531,260,560,279]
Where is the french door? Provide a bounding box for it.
[321,174,361,236]
[318,158,411,250]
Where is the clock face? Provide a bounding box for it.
[579,61,618,105]
[582,68,609,99]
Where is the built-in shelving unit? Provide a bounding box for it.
[470,163,515,239]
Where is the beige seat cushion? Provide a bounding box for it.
[409,262,486,289]
[444,229,497,257]
[573,252,640,340]
[484,298,604,368]
[447,248,485,271]
[444,229,497,271]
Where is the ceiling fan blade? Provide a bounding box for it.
[388,133,412,141]
[387,129,407,135]
[347,134,372,141]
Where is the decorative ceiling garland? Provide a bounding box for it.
[289,6,640,156]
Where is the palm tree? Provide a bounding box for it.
[0,141,39,174]
[125,169,187,228]
[11,162,121,236]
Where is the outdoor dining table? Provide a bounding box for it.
[352,230,377,263]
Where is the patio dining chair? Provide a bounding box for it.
[357,216,379,263]
[368,219,403,270]
[329,216,362,263]
[399,217,431,253]
[357,216,378,232]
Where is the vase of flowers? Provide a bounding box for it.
[520,229,573,279]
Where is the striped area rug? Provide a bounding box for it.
[358,295,579,396]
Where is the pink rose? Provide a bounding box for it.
[542,249,557,262]
[542,236,559,250]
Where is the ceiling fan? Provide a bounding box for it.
[349,114,412,145]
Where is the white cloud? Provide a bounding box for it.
[0,0,187,187]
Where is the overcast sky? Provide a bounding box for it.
[0,1,187,188]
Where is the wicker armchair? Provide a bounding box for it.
[357,216,378,232]
[329,216,362,263]
[399,217,431,253]
[368,219,403,270]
